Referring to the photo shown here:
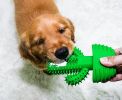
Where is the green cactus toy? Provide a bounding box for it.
[46,44,117,86]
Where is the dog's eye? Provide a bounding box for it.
[59,27,65,34]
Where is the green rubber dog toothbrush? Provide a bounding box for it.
[46,44,117,86]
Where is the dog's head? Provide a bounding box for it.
[19,14,75,66]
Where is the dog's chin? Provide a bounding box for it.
[48,56,67,64]
[50,58,65,64]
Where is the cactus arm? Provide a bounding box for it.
[46,62,83,75]
[73,47,84,57]
[65,68,89,85]
[66,47,84,65]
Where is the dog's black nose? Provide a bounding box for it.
[55,47,69,59]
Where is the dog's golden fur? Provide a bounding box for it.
[14,0,75,69]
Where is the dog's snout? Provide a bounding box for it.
[55,47,69,59]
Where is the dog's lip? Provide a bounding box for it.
[64,58,67,61]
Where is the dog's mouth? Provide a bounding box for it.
[43,51,73,74]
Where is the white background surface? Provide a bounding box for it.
[0,0,122,100]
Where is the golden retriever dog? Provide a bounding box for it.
[14,0,75,69]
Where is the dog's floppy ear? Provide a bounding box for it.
[66,18,75,43]
[19,31,32,60]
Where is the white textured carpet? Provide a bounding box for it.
[0,0,122,100]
